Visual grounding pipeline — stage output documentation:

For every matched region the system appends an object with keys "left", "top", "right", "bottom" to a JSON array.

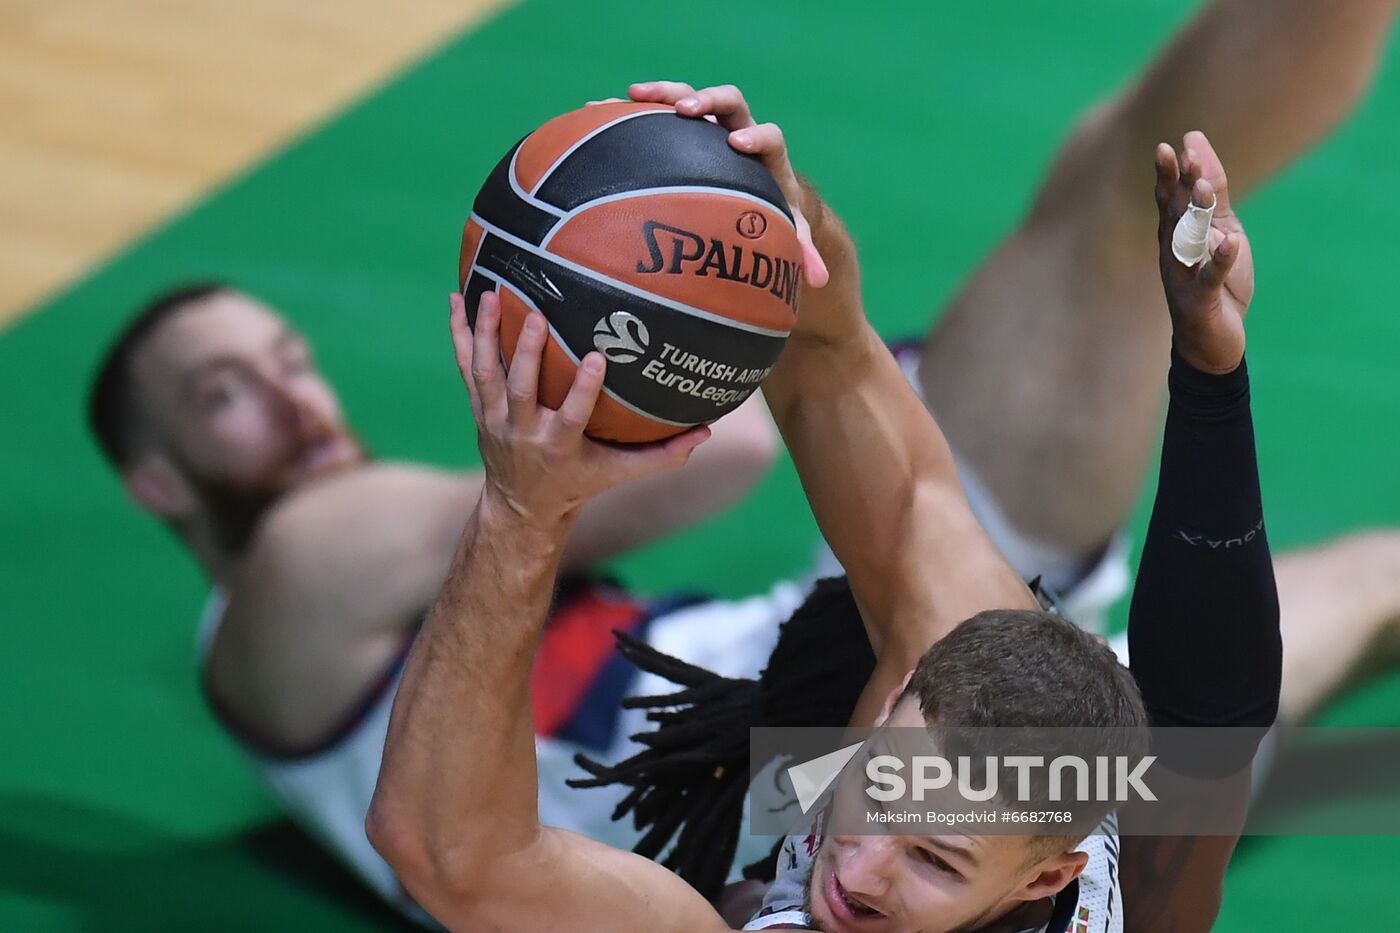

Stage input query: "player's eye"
[
  {"left": 197, "top": 379, "right": 236, "bottom": 411},
  {"left": 195, "top": 369, "right": 253, "bottom": 412},
  {"left": 913, "top": 847, "right": 961, "bottom": 878}
]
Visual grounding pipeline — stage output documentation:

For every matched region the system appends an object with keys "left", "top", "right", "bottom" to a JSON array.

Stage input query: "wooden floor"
[{"left": 0, "top": 0, "right": 511, "bottom": 328}]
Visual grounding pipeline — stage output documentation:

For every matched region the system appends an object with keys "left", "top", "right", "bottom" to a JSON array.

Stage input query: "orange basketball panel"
[
  {"left": 513, "top": 102, "right": 672, "bottom": 195},
  {"left": 545, "top": 192, "right": 801, "bottom": 333},
  {"left": 495, "top": 287, "right": 683, "bottom": 443}
]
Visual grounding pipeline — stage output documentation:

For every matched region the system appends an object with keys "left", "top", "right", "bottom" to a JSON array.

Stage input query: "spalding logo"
[
  {"left": 634, "top": 220, "right": 800, "bottom": 312},
  {"left": 592, "top": 310, "right": 650, "bottom": 364}
]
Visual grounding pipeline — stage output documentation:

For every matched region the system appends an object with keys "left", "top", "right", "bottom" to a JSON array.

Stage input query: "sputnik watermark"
[
  {"left": 752, "top": 726, "right": 1176, "bottom": 836},
  {"left": 786, "top": 745, "right": 1156, "bottom": 814},
  {"left": 752, "top": 725, "right": 1400, "bottom": 837},
  {"left": 864, "top": 754, "right": 1157, "bottom": 804}
]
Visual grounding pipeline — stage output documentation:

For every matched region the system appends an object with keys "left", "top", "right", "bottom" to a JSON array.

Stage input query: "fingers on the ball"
[
  {"left": 557, "top": 352, "right": 606, "bottom": 431},
  {"left": 803, "top": 247, "right": 830, "bottom": 288},
  {"left": 449, "top": 292, "right": 471, "bottom": 365},
  {"left": 737, "top": 122, "right": 800, "bottom": 202},
  {"left": 506, "top": 311, "right": 547, "bottom": 421},
  {"left": 799, "top": 217, "right": 831, "bottom": 288},
  {"left": 730, "top": 121, "right": 783, "bottom": 156},
  {"left": 1199, "top": 233, "right": 1239, "bottom": 290},
  {"left": 732, "top": 123, "right": 815, "bottom": 280},
  {"left": 470, "top": 291, "right": 506, "bottom": 416},
  {"left": 622, "top": 426, "right": 712, "bottom": 478},
  {"left": 666, "top": 424, "right": 712, "bottom": 463},
  {"left": 682, "top": 84, "right": 755, "bottom": 130},
  {"left": 449, "top": 293, "right": 481, "bottom": 415},
  {"left": 629, "top": 80, "right": 695, "bottom": 104}
]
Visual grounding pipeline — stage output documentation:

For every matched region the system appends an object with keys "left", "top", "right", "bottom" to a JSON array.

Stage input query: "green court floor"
[{"left": 3, "top": 0, "right": 1399, "bottom": 928}]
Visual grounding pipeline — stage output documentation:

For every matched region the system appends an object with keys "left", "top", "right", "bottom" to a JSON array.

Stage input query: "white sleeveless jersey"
[
  {"left": 744, "top": 812, "right": 1123, "bottom": 933},
  {"left": 196, "top": 580, "right": 804, "bottom": 923}
]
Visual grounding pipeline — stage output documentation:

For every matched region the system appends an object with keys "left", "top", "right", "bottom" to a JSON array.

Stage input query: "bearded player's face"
[{"left": 133, "top": 291, "right": 363, "bottom": 545}]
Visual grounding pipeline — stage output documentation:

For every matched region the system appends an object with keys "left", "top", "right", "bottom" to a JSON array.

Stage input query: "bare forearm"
[
  {"left": 764, "top": 185, "right": 1032, "bottom": 658},
  {"left": 370, "top": 491, "right": 570, "bottom": 877},
  {"left": 774, "top": 321, "right": 1031, "bottom": 635}
]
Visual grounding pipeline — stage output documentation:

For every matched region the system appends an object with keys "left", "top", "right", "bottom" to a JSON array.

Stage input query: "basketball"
[{"left": 459, "top": 102, "right": 804, "bottom": 443}]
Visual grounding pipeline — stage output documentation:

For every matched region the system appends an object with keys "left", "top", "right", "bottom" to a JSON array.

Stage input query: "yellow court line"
[{"left": 0, "top": 0, "right": 515, "bottom": 329}]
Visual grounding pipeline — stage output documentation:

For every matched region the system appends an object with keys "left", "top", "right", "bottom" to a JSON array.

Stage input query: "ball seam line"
[
  {"left": 477, "top": 268, "right": 691, "bottom": 427},
  {"left": 508, "top": 144, "right": 567, "bottom": 218},
  {"left": 528, "top": 106, "right": 672, "bottom": 198},
  {"left": 468, "top": 212, "right": 793, "bottom": 338},
  {"left": 538, "top": 185, "right": 796, "bottom": 250}
]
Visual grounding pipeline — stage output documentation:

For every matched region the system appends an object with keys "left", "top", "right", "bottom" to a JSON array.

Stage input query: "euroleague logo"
[{"left": 592, "top": 310, "right": 650, "bottom": 364}]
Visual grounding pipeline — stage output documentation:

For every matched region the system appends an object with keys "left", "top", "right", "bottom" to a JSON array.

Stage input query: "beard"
[{"left": 175, "top": 427, "right": 367, "bottom": 556}]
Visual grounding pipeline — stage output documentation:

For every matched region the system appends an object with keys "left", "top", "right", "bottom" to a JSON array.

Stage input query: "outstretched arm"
[
  {"left": 367, "top": 292, "right": 731, "bottom": 931},
  {"left": 628, "top": 82, "right": 1036, "bottom": 726},
  {"left": 243, "top": 388, "right": 776, "bottom": 599},
  {"left": 219, "top": 394, "right": 776, "bottom": 744},
  {"left": 770, "top": 205, "right": 1037, "bottom": 725},
  {"left": 1118, "top": 133, "right": 1282, "bottom": 933}
]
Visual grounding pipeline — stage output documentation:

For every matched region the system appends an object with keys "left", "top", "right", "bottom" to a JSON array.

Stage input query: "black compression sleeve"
[{"left": 1127, "top": 350, "right": 1281, "bottom": 737}]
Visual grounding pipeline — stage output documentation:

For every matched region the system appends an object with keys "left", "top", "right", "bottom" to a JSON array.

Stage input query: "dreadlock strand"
[{"left": 565, "top": 576, "right": 872, "bottom": 900}]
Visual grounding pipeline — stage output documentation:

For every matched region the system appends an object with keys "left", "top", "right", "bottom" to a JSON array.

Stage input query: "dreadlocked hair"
[{"left": 567, "top": 576, "right": 875, "bottom": 902}]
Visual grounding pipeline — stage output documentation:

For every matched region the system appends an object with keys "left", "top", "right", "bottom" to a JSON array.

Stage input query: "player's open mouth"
[{"left": 823, "top": 865, "right": 888, "bottom": 928}]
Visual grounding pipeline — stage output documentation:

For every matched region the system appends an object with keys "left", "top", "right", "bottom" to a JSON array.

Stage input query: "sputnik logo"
[{"left": 786, "top": 742, "right": 865, "bottom": 814}]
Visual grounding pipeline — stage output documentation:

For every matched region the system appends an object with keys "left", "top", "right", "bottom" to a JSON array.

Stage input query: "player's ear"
[
  {"left": 124, "top": 453, "right": 196, "bottom": 520},
  {"left": 873, "top": 671, "right": 915, "bottom": 727},
  {"left": 1014, "top": 848, "right": 1087, "bottom": 904}
]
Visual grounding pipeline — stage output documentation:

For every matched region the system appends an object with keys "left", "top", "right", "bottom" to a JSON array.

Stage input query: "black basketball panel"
[
  {"left": 471, "top": 231, "right": 788, "bottom": 425},
  {"left": 471, "top": 139, "right": 562, "bottom": 245},
  {"left": 462, "top": 271, "right": 496, "bottom": 329},
  {"left": 533, "top": 112, "right": 793, "bottom": 218}
]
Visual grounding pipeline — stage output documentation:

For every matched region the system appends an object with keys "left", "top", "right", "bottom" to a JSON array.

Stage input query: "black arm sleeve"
[{"left": 1127, "top": 350, "right": 1282, "bottom": 742}]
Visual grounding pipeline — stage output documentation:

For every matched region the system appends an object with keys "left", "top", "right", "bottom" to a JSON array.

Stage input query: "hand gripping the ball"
[
  {"left": 450, "top": 290, "right": 710, "bottom": 525},
  {"left": 626, "top": 81, "right": 830, "bottom": 289},
  {"left": 1154, "top": 131, "right": 1255, "bottom": 374}
]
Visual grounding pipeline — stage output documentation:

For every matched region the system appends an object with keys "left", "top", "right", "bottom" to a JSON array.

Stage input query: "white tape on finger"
[{"left": 1171, "top": 193, "right": 1216, "bottom": 267}]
